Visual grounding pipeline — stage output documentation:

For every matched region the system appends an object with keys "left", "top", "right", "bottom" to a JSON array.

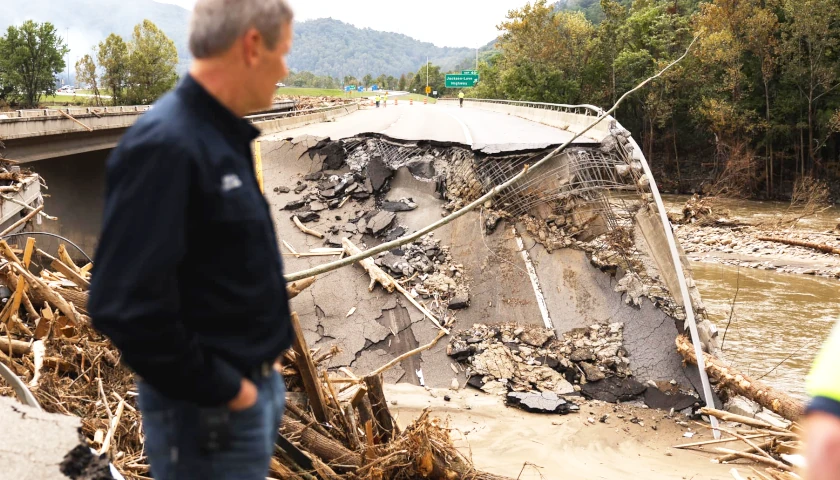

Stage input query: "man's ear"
[{"left": 242, "top": 28, "right": 262, "bottom": 67}]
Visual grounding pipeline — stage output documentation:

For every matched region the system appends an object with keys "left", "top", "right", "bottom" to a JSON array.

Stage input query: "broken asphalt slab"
[{"left": 506, "top": 391, "right": 580, "bottom": 415}]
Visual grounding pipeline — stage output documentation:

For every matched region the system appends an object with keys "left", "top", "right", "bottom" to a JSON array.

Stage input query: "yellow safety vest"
[
  {"left": 807, "top": 322, "right": 840, "bottom": 404},
  {"left": 459, "top": 92, "right": 465, "bottom": 99}
]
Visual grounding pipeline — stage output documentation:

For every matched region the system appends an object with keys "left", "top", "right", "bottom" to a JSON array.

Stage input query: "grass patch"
[{"left": 39, "top": 94, "right": 99, "bottom": 107}]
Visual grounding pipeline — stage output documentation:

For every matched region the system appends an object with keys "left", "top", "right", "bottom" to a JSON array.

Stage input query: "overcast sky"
[{"left": 154, "top": 0, "right": 525, "bottom": 48}]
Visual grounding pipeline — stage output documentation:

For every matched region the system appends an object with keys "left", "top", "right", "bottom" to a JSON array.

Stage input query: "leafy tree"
[
  {"left": 97, "top": 33, "right": 129, "bottom": 105},
  {"left": 375, "top": 74, "right": 387, "bottom": 89},
  {"left": 362, "top": 74, "right": 373, "bottom": 88},
  {"left": 781, "top": 0, "right": 840, "bottom": 172},
  {"left": 0, "top": 20, "right": 68, "bottom": 107},
  {"left": 398, "top": 74, "right": 407, "bottom": 91},
  {"left": 75, "top": 54, "right": 103, "bottom": 106},
  {"left": 125, "top": 20, "right": 179, "bottom": 104},
  {"left": 491, "top": 1, "right": 596, "bottom": 103}
]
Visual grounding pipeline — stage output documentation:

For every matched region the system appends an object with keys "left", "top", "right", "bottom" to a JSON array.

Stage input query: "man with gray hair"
[{"left": 88, "top": 1, "right": 295, "bottom": 478}]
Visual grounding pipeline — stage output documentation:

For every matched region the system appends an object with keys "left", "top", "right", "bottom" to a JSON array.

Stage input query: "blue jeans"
[{"left": 137, "top": 372, "right": 285, "bottom": 480}]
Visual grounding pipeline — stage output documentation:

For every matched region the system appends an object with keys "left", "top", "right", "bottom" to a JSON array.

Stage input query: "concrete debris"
[
  {"left": 367, "top": 210, "right": 396, "bottom": 235},
  {"left": 447, "top": 293, "right": 470, "bottom": 310},
  {"left": 295, "top": 211, "right": 320, "bottom": 223},
  {"left": 381, "top": 199, "right": 418, "bottom": 212},
  {"left": 506, "top": 391, "right": 579, "bottom": 415},
  {"left": 366, "top": 155, "right": 392, "bottom": 192},
  {"left": 580, "top": 377, "right": 647, "bottom": 403},
  {"left": 448, "top": 322, "right": 638, "bottom": 412},
  {"left": 615, "top": 273, "right": 648, "bottom": 307},
  {"left": 274, "top": 186, "right": 291, "bottom": 193},
  {"left": 643, "top": 386, "right": 698, "bottom": 411},
  {"left": 60, "top": 445, "right": 117, "bottom": 480},
  {"left": 283, "top": 198, "right": 306, "bottom": 210}
]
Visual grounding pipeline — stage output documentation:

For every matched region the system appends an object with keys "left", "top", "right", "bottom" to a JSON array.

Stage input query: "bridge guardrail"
[
  {"left": 439, "top": 97, "right": 606, "bottom": 118},
  {"left": 1, "top": 105, "right": 153, "bottom": 120},
  {"left": 444, "top": 96, "right": 718, "bottom": 400},
  {"left": 246, "top": 101, "right": 363, "bottom": 123}
]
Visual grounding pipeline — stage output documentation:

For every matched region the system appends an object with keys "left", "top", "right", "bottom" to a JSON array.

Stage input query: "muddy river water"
[{"left": 660, "top": 196, "right": 840, "bottom": 401}]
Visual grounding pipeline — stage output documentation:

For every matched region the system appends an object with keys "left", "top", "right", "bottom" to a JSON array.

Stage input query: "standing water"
[{"left": 691, "top": 261, "right": 839, "bottom": 401}]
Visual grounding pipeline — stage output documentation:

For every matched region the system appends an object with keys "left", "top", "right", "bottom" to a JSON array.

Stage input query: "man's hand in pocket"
[{"left": 227, "top": 378, "right": 258, "bottom": 411}]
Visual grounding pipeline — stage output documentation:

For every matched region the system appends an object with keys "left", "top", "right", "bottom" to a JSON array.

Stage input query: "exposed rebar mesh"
[{"left": 475, "top": 148, "right": 635, "bottom": 217}]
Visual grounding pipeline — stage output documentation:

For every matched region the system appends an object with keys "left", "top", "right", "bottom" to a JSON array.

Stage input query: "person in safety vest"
[
  {"left": 383, "top": 92, "right": 388, "bottom": 107},
  {"left": 805, "top": 323, "right": 840, "bottom": 479},
  {"left": 459, "top": 90, "right": 465, "bottom": 108},
  {"left": 374, "top": 94, "right": 380, "bottom": 108}
]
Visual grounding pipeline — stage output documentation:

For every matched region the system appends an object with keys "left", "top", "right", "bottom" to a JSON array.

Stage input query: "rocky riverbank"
[{"left": 676, "top": 224, "right": 840, "bottom": 279}]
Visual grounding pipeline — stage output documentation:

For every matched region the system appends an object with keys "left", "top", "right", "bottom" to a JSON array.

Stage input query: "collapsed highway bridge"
[{"left": 260, "top": 98, "right": 720, "bottom": 406}]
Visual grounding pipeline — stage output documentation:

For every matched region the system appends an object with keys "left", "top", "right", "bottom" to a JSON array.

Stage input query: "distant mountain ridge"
[{"left": 1, "top": 0, "right": 489, "bottom": 78}]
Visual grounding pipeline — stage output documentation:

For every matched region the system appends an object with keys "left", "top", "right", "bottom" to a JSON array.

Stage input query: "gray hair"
[{"left": 189, "top": 0, "right": 294, "bottom": 58}]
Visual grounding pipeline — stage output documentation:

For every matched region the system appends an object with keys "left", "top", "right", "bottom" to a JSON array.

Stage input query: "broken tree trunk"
[
  {"left": 341, "top": 238, "right": 396, "bottom": 292},
  {"left": 289, "top": 312, "right": 329, "bottom": 424},
  {"left": 364, "top": 373, "right": 396, "bottom": 443},
  {"left": 0, "top": 337, "right": 31, "bottom": 356},
  {"left": 342, "top": 237, "right": 448, "bottom": 333},
  {"left": 11, "top": 263, "right": 86, "bottom": 326},
  {"left": 280, "top": 416, "right": 362, "bottom": 466},
  {"left": 677, "top": 336, "right": 803, "bottom": 420},
  {"left": 757, "top": 236, "right": 840, "bottom": 255},
  {"left": 54, "top": 288, "right": 88, "bottom": 314},
  {"left": 287, "top": 276, "right": 316, "bottom": 299},
  {"left": 36, "top": 249, "right": 90, "bottom": 290}
]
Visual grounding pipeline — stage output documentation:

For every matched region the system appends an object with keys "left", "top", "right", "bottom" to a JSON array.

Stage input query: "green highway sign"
[
  {"left": 461, "top": 70, "right": 478, "bottom": 75},
  {"left": 445, "top": 74, "right": 479, "bottom": 88}
]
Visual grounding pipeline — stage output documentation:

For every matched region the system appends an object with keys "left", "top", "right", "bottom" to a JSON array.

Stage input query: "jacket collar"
[{"left": 176, "top": 75, "right": 260, "bottom": 143}]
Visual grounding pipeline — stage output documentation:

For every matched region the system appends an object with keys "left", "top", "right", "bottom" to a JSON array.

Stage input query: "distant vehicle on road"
[
  {"left": 57, "top": 85, "right": 76, "bottom": 94},
  {"left": 275, "top": 82, "right": 286, "bottom": 88}
]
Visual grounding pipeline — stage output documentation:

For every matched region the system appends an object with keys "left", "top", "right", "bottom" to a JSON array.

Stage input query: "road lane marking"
[
  {"left": 444, "top": 110, "right": 473, "bottom": 146},
  {"left": 513, "top": 226, "right": 554, "bottom": 331}
]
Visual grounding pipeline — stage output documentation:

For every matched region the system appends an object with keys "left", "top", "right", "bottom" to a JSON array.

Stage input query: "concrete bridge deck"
[{"left": 0, "top": 100, "right": 297, "bottom": 163}]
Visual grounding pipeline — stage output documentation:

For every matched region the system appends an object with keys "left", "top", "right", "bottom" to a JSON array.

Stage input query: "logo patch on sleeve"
[{"left": 221, "top": 174, "right": 243, "bottom": 192}]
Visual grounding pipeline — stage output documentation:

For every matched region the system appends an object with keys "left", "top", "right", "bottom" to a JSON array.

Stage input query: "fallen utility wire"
[{"left": 285, "top": 37, "right": 699, "bottom": 283}]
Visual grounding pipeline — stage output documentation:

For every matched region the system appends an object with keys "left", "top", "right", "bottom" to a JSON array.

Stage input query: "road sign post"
[{"left": 445, "top": 74, "right": 479, "bottom": 88}]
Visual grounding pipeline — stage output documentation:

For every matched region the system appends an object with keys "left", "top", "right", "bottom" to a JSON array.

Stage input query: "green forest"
[{"left": 470, "top": 0, "right": 840, "bottom": 199}]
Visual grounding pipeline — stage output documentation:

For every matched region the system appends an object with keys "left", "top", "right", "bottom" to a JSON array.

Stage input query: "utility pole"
[
  {"left": 66, "top": 28, "right": 70, "bottom": 86},
  {"left": 426, "top": 56, "right": 429, "bottom": 98},
  {"left": 476, "top": 48, "right": 478, "bottom": 71}
]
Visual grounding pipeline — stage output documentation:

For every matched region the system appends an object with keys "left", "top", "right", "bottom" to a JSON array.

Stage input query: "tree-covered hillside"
[
  {"left": 287, "top": 18, "right": 477, "bottom": 78},
  {"left": 0, "top": 1, "right": 485, "bottom": 78}
]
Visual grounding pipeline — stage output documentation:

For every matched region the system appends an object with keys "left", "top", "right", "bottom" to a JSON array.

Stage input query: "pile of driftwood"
[
  {"left": 676, "top": 336, "right": 804, "bottom": 478},
  {"left": 275, "top": 278, "right": 506, "bottom": 479},
  {"left": 0, "top": 238, "right": 503, "bottom": 479},
  {"left": 0, "top": 237, "right": 146, "bottom": 474},
  {"left": 274, "top": 95, "right": 357, "bottom": 111},
  {"left": 676, "top": 408, "right": 803, "bottom": 480}
]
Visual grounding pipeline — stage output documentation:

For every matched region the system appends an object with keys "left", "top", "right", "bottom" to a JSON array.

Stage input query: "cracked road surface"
[
  {"left": 258, "top": 107, "right": 703, "bottom": 391},
  {"left": 262, "top": 102, "right": 598, "bottom": 147}
]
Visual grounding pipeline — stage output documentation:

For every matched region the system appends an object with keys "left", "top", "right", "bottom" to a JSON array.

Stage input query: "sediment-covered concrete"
[{"left": 0, "top": 396, "right": 82, "bottom": 480}]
